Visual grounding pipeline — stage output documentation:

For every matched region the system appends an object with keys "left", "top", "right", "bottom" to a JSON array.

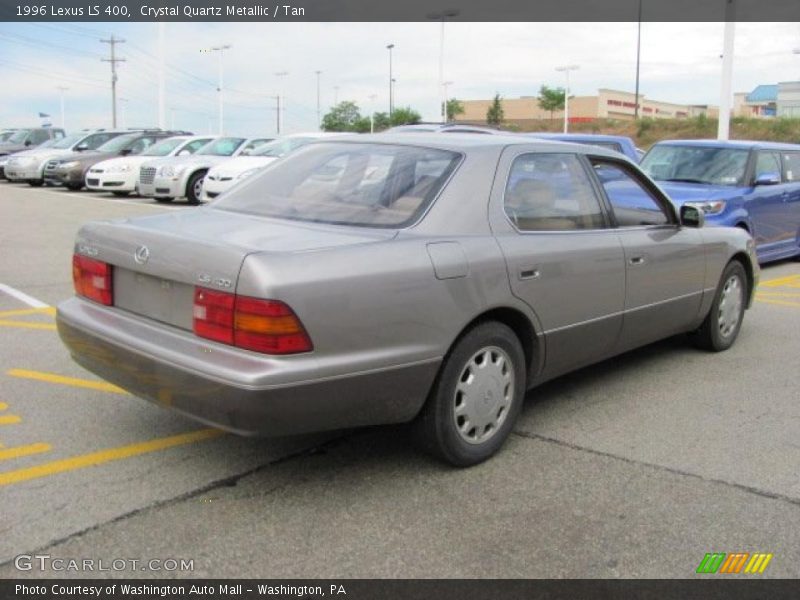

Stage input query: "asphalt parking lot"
[{"left": 0, "top": 182, "right": 799, "bottom": 579}]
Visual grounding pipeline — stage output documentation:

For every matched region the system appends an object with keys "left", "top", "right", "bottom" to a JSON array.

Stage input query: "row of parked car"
[{"left": 2, "top": 124, "right": 799, "bottom": 263}]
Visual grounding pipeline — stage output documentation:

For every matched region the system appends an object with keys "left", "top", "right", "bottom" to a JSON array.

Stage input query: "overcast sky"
[{"left": 1, "top": 21, "right": 799, "bottom": 135}]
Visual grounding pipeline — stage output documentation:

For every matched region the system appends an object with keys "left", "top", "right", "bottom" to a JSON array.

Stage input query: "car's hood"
[
  {"left": 151, "top": 154, "right": 232, "bottom": 170},
  {"left": 208, "top": 156, "right": 278, "bottom": 178},
  {"left": 0, "top": 143, "right": 27, "bottom": 155},
  {"left": 91, "top": 155, "right": 153, "bottom": 171},
  {"left": 655, "top": 181, "right": 747, "bottom": 205},
  {"left": 8, "top": 148, "right": 76, "bottom": 162}
]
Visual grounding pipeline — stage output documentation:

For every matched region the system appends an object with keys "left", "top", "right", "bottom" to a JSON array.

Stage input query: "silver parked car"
[{"left": 57, "top": 134, "right": 759, "bottom": 466}]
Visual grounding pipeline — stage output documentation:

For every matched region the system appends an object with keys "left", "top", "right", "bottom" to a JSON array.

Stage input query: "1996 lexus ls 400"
[{"left": 57, "top": 135, "right": 759, "bottom": 466}]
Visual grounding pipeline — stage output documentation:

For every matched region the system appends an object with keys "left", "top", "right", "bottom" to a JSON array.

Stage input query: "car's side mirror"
[
  {"left": 75, "top": 143, "right": 88, "bottom": 152},
  {"left": 24, "top": 140, "right": 32, "bottom": 146},
  {"left": 680, "top": 205, "right": 705, "bottom": 228},
  {"left": 177, "top": 149, "right": 191, "bottom": 156},
  {"left": 754, "top": 172, "right": 780, "bottom": 186},
  {"left": 119, "top": 148, "right": 132, "bottom": 156}
]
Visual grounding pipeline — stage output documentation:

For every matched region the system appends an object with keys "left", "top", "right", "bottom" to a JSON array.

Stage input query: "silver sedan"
[{"left": 57, "top": 134, "right": 759, "bottom": 466}]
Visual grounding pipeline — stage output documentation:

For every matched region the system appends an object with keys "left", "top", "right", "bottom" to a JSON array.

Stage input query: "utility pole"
[
  {"left": 56, "top": 86, "right": 69, "bottom": 129},
  {"left": 315, "top": 70, "right": 322, "bottom": 129},
  {"left": 101, "top": 35, "right": 126, "bottom": 128},
  {"left": 386, "top": 44, "right": 394, "bottom": 117},
  {"left": 275, "top": 71, "right": 288, "bottom": 134},
  {"left": 273, "top": 96, "right": 281, "bottom": 135},
  {"left": 201, "top": 44, "right": 232, "bottom": 135},
  {"left": 718, "top": 0, "right": 736, "bottom": 140},
  {"left": 368, "top": 94, "right": 377, "bottom": 133}
]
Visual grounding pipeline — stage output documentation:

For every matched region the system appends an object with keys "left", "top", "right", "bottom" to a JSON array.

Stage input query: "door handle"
[
  {"left": 628, "top": 256, "right": 646, "bottom": 266},
  {"left": 519, "top": 267, "right": 541, "bottom": 280}
]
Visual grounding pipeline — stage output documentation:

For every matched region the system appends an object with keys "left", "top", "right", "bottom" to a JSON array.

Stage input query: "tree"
[
  {"left": 389, "top": 106, "right": 422, "bottom": 126},
  {"left": 445, "top": 98, "right": 465, "bottom": 122},
  {"left": 321, "top": 101, "right": 363, "bottom": 132},
  {"left": 486, "top": 93, "right": 504, "bottom": 126},
  {"left": 538, "top": 85, "right": 565, "bottom": 121},
  {"left": 371, "top": 112, "right": 391, "bottom": 132}
]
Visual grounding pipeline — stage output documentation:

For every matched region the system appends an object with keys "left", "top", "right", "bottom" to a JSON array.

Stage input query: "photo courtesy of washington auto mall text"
[{"left": 1, "top": 0, "right": 800, "bottom": 598}]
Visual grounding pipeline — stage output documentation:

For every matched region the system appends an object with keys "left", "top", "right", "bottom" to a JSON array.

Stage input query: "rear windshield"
[
  {"left": 213, "top": 142, "right": 461, "bottom": 228},
  {"left": 96, "top": 133, "right": 141, "bottom": 152},
  {"left": 52, "top": 134, "right": 85, "bottom": 149},
  {"left": 252, "top": 137, "right": 315, "bottom": 158},
  {"left": 197, "top": 137, "right": 246, "bottom": 156}
]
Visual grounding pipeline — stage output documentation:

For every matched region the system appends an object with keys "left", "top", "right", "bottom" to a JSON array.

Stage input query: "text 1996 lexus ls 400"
[{"left": 57, "top": 134, "right": 759, "bottom": 466}]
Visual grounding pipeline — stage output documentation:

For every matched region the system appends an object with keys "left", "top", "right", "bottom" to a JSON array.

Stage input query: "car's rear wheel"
[
  {"left": 112, "top": 191, "right": 130, "bottom": 197},
  {"left": 690, "top": 260, "right": 747, "bottom": 352},
  {"left": 186, "top": 171, "right": 205, "bottom": 205},
  {"left": 28, "top": 180, "right": 43, "bottom": 187},
  {"left": 66, "top": 183, "right": 82, "bottom": 191},
  {"left": 413, "top": 321, "right": 526, "bottom": 467}
]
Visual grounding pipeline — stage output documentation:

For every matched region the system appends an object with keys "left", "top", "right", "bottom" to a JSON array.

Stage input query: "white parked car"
[
  {"left": 138, "top": 136, "right": 273, "bottom": 204},
  {"left": 5, "top": 130, "right": 132, "bottom": 186},
  {"left": 85, "top": 135, "right": 215, "bottom": 196},
  {"left": 201, "top": 133, "right": 345, "bottom": 201}
]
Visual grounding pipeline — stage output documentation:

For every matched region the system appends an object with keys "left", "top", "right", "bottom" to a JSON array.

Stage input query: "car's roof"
[
  {"left": 654, "top": 139, "right": 800, "bottom": 151},
  {"left": 526, "top": 133, "right": 633, "bottom": 143},
  {"left": 324, "top": 132, "right": 628, "bottom": 158}
]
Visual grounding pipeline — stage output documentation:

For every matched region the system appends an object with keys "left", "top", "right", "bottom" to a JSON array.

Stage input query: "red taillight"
[
  {"left": 193, "top": 287, "right": 312, "bottom": 355},
  {"left": 73, "top": 254, "right": 113, "bottom": 306},
  {"left": 193, "top": 288, "right": 235, "bottom": 345}
]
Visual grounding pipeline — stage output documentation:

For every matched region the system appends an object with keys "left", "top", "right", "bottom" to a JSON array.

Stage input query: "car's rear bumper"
[{"left": 56, "top": 297, "right": 439, "bottom": 437}]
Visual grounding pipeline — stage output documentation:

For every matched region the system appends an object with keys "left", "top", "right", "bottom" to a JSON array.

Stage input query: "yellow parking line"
[
  {"left": 756, "top": 298, "right": 800, "bottom": 309},
  {"left": 0, "top": 402, "right": 7, "bottom": 411},
  {"left": 756, "top": 291, "right": 800, "bottom": 298},
  {"left": 0, "top": 415, "right": 22, "bottom": 425},
  {"left": 759, "top": 275, "right": 800, "bottom": 288},
  {"left": 0, "top": 307, "right": 55, "bottom": 319},
  {"left": 0, "top": 442, "right": 51, "bottom": 462},
  {"left": 0, "top": 320, "right": 57, "bottom": 330},
  {"left": 0, "top": 429, "right": 223, "bottom": 486},
  {"left": 6, "top": 369, "right": 128, "bottom": 395}
]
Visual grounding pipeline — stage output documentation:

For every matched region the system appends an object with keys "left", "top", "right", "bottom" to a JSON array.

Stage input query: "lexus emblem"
[{"left": 134, "top": 245, "right": 150, "bottom": 265}]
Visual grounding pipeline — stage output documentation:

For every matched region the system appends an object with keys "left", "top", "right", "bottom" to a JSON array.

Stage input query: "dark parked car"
[
  {"left": 44, "top": 131, "right": 188, "bottom": 190},
  {"left": 524, "top": 133, "right": 641, "bottom": 162},
  {"left": 57, "top": 134, "right": 758, "bottom": 467},
  {"left": 0, "top": 127, "right": 65, "bottom": 156},
  {"left": 640, "top": 139, "right": 800, "bottom": 263}
]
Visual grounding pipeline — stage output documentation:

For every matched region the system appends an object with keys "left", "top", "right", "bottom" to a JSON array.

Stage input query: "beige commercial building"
[{"left": 456, "top": 89, "right": 718, "bottom": 126}]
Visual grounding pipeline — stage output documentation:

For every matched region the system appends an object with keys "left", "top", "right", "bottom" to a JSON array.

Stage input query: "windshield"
[
  {"left": 52, "top": 133, "right": 85, "bottom": 149},
  {"left": 197, "top": 137, "right": 246, "bottom": 156},
  {"left": 6, "top": 130, "right": 31, "bottom": 144},
  {"left": 252, "top": 137, "right": 315, "bottom": 158},
  {"left": 0, "top": 131, "right": 16, "bottom": 142},
  {"left": 142, "top": 137, "right": 185, "bottom": 156},
  {"left": 96, "top": 133, "right": 141, "bottom": 153},
  {"left": 640, "top": 145, "right": 750, "bottom": 186},
  {"left": 214, "top": 142, "right": 461, "bottom": 228}
]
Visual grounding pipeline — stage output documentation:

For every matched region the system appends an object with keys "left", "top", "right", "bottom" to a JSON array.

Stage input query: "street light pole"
[
  {"left": 368, "top": 94, "right": 377, "bottom": 133},
  {"left": 443, "top": 81, "right": 453, "bottom": 121},
  {"left": 386, "top": 43, "right": 394, "bottom": 117},
  {"left": 56, "top": 86, "right": 69, "bottom": 129},
  {"left": 315, "top": 70, "right": 322, "bottom": 129},
  {"left": 119, "top": 98, "right": 128, "bottom": 129},
  {"left": 200, "top": 44, "right": 231, "bottom": 135},
  {"left": 634, "top": 0, "right": 642, "bottom": 120},
  {"left": 555, "top": 64, "right": 579, "bottom": 133},
  {"left": 428, "top": 10, "right": 459, "bottom": 123},
  {"left": 718, "top": 1, "right": 736, "bottom": 140},
  {"left": 275, "top": 71, "right": 288, "bottom": 134}
]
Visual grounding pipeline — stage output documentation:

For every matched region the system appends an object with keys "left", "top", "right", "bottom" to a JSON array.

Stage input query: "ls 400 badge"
[{"left": 197, "top": 274, "right": 232, "bottom": 289}]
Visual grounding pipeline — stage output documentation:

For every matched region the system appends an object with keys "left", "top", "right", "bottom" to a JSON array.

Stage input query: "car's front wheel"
[
  {"left": 186, "top": 171, "right": 206, "bottom": 205},
  {"left": 690, "top": 260, "right": 747, "bottom": 352},
  {"left": 413, "top": 321, "right": 526, "bottom": 467}
]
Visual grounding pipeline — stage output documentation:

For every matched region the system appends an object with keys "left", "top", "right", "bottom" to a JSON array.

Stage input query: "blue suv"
[
  {"left": 524, "top": 133, "right": 641, "bottom": 162},
  {"left": 640, "top": 140, "right": 800, "bottom": 263}
]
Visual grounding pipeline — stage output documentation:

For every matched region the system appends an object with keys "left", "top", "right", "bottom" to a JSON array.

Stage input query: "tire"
[
  {"left": 690, "top": 260, "right": 747, "bottom": 352},
  {"left": 28, "top": 180, "right": 44, "bottom": 187},
  {"left": 186, "top": 171, "right": 206, "bottom": 205},
  {"left": 112, "top": 191, "right": 130, "bottom": 197},
  {"left": 155, "top": 197, "right": 174, "bottom": 203},
  {"left": 413, "top": 321, "right": 526, "bottom": 467},
  {"left": 66, "top": 183, "right": 82, "bottom": 191}
]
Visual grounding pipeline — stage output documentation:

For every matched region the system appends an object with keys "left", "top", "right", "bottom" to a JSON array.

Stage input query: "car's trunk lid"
[{"left": 76, "top": 208, "right": 395, "bottom": 330}]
